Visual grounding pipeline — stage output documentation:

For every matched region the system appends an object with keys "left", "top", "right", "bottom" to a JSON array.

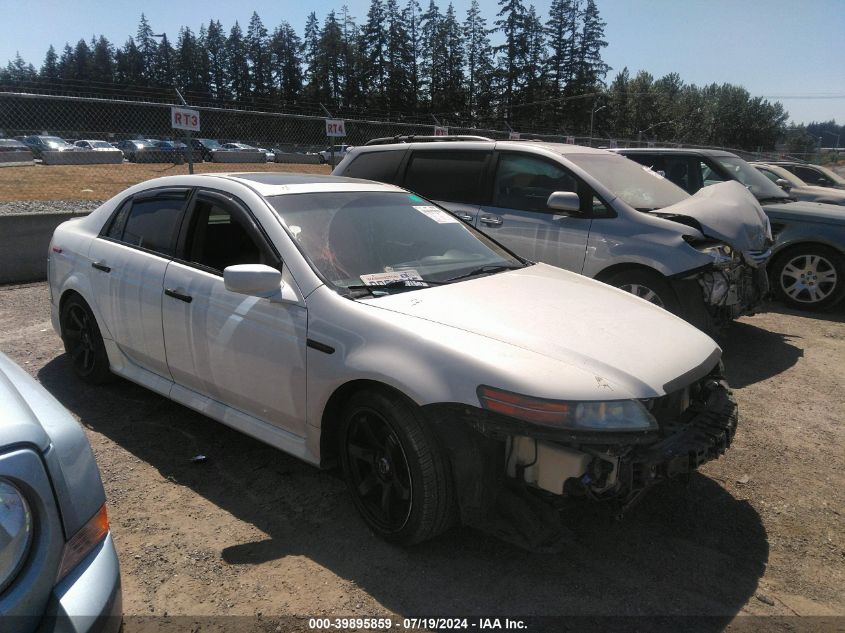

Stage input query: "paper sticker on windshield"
[
  {"left": 360, "top": 270, "right": 428, "bottom": 287},
  {"left": 413, "top": 205, "right": 459, "bottom": 224}
]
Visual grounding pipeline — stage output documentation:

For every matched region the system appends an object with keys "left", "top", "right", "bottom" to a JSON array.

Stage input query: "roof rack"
[{"left": 364, "top": 135, "right": 494, "bottom": 146}]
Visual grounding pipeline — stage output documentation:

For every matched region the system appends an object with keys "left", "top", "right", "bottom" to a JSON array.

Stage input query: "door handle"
[
  {"left": 479, "top": 215, "right": 503, "bottom": 226},
  {"left": 455, "top": 213, "right": 473, "bottom": 222},
  {"left": 164, "top": 288, "right": 193, "bottom": 303},
  {"left": 91, "top": 261, "right": 111, "bottom": 273}
]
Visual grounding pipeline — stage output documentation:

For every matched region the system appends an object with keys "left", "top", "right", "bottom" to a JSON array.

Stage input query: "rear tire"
[
  {"left": 339, "top": 389, "right": 454, "bottom": 545},
  {"left": 604, "top": 268, "right": 681, "bottom": 315},
  {"left": 771, "top": 244, "right": 845, "bottom": 310},
  {"left": 60, "top": 295, "right": 111, "bottom": 384}
]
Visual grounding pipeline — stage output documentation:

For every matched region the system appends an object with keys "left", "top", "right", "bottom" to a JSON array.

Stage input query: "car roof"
[
  {"left": 204, "top": 172, "right": 404, "bottom": 196},
  {"left": 353, "top": 139, "right": 611, "bottom": 157},
  {"left": 616, "top": 147, "right": 738, "bottom": 158}
]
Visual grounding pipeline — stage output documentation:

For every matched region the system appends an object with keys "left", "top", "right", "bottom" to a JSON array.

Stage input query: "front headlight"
[
  {"left": 0, "top": 479, "right": 33, "bottom": 593},
  {"left": 477, "top": 386, "right": 658, "bottom": 431},
  {"left": 685, "top": 237, "right": 737, "bottom": 267}
]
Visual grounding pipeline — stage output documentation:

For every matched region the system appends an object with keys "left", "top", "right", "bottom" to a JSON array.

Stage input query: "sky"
[{"left": 2, "top": 0, "right": 843, "bottom": 125}]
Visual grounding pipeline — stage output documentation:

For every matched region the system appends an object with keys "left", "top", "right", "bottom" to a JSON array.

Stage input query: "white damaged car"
[{"left": 48, "top": 173, "right": 738, "bottom": 544}]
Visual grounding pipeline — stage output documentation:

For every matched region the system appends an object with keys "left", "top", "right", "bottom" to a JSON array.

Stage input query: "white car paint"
[{"left": 48, "top": 173, "right": 723, "bottom": 471}]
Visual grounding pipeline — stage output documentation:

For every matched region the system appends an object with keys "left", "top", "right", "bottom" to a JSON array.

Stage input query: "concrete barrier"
[
  {"left": 0, "top": 210, "right": 91, "bottom": 283},
  {"left": 42, "top": 150, "right": 124, "bottom": 165},
  {"left": 273, "top": 152, "right": 322, "bottom": 165},
  {"left": 0, "top": 150, "right": 35, "bottom": 166},
  {"left": 212, "top": 150, "right": 267, "bottom": 163}
]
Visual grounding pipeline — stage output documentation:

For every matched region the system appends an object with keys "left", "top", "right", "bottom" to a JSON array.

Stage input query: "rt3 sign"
[{"left": 171, "top": 107, "right": 200, "bottom": 132}]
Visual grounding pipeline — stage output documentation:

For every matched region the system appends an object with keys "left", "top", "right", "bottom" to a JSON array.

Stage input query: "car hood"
[
  {"left": 794, "top": 185, "right": 845, "bottom": 203},
  {"left": 656, "top": 181, "right": 771, "bottom": 251},
  {"left": 762, "top": 199, "right": 845, "bottom": 226},
  {"left": 364, "top": 263, "right": 721, "bottom": 399}
]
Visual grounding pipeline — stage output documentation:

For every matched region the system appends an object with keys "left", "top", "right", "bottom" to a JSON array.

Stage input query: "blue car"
[{"left": 0, "top": 353, "right": 121, "bottom": 632}]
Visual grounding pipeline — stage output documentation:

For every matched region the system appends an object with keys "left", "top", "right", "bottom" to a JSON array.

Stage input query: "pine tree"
[
  {"left": 385, "top": 0, "right": 413, "bottom": 113},
  {"left": 494, "top": 0, "right": 527, "bottom": 121},
  {"left": 246, "top": 12, "right": 272, "bottom": 98},
  {"left": 90, "top": 36, "right": 115, "bottom": 84},
  {"left": 303, "top": 11, "right": 321, "bottom": 98},
  {"left": 339, "top": 6, "right": 362, "bottom": 108},
  {"left": 403, "top": 0, "right": 423, "bottom": 109},
  {"left": 41, "top": 45, "right": 59, "bottom": 80},
  {"left": 572, "top": 0, "right": 608, "bottom": 91},
  {"left": 441, "top": 3, "right": 465, "bottom": 115},
  {"left": 72, "top": 39, "right": 92, "bottom": 82},
  {"left": 114, "top": 39, "right": 144, "bottom": 86},
  {"left": 420, "top": 0, "right": 445, "bottom": 108},
  {"left": 270, "top": 22, "right": 304, "bottom": 103},
  {"left": 521, "top": 5, "right": 547, "bottom": 127},
  {"left": 361, "top": 0, "right": 389, "bottom": 108},
  {"left": 57, "top": 44, "right": 76, "bottom": 81},
  {"left": 316, "top": 11, "right": 345, "bottom": 106},
  {"left": 152, "top": 33, "right": 175, "bottom": 87},
  {"left": 545, "top": 0, "right": 576, "bottom": 100},
  {"left": 136, "top": 13, "right": 158, "bottom": 84},
  {"left": 194, "top": 24, "right": 212, "bottom": 98},
  {"left": 206, "top": 20, "right": 230, "bottom": 100},
  {"left": 227, "top": 22, "right": 250, "bottom": 101},
  {"left": 176, "top": 27, "right": 200, "bottom": 93},
  {"left": 5, "top": 53, "right": 36, "bottom": 81},
  {"left": 463, "top": 0, "right": 495, "bottom": 123}
]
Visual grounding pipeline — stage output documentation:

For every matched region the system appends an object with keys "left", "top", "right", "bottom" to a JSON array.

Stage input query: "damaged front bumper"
[{"left": 427, "top": 367, "right": 738, "bottom": 521}]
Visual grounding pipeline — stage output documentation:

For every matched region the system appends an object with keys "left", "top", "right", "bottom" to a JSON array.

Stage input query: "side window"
[
  {"left": 700, "top": 161, "right": 725, "bottom": 187},
  {"left": 342, "top": 151, "right": 401, "bottom": 183},
  {"left": 403, "top": 151, "right": 488, "bottom": 203},
  {"left": 758, "top": 168, "right": 781, "bottom": 184},
  {"left": 663, "top": 156, "right": 691, "bottom": 192},
  {"left": 104, "top": 198, "right": 132, "bottom": 239},
  {"left": 493, "top": 153, "right": 577, "bottom": 212},
  {"left": 184, "top": 196, "right": 271, "bottom": 273},
  {"left": 121, "top": 192, "right": 188, "bottom": 256},
  {"left": 794, "top": 166, "right": 830, "bottom": 186}
]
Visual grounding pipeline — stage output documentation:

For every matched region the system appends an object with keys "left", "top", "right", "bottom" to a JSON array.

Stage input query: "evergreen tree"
[
  {"left": 90, "top": 36, "right": 115, "bottom": 84},
  {"left": 385, "top": 0, "right": 413, "bottom": 113},
  {"left": 545, "top": 0, "right": 577, "bottom": 99},
  {"left": 420, "top": 0, "right": 445, "bottom": 107},
  {"left": 152, "top": 33, "right": 175, "bottom": 87},
  {"left": 5, "top": 53, "right": 36, "bottom": 81},
  {"left": 403, "top": 0, "right": 423, "bottom": 109},
  {"left": 521, "top": 5, "right": 547, "bottom": 127},
  {"left": 114, "top": 38, "right": 144, "bottom": 86},
  {"left": 227, "top": 22, "right": 250, "bottom": 101},
  {"left": 463, "top": 0, "right": 495, "bottom": 122},
  {"left": 494, "top": 0, "right": 527, "bottom": 121},
  {"left": 339, "top": 6, "right": 362, "bottom": 108},
  {"left": 136, "top": 13, "right": 158, "bottom": 84},
  {"left": 194, "top": 24, "right": 212, "bottom": 97},
  {"left": 246, "top": 12, "right": 272, "bottom": 98},
  {"left": 57, "top": 44, "right": 76, "bottom": 81},
  {"left": 270, "top": 21, "right": 303, "bottom": 103},
  {"left": 72, "top": 39, "right": 92, "bottom": 82},
  {"left": 206, "top": 20, "right": 230, "bottom": 100},
  {"left": 41, "top": 45, "right": 59, "bottom": 80},
  {"left": 303, "top": 11, "right": 321, "bottom": 98},
  {"left": 572, "top": 0, "right": 608, "bottom": 91},
  {"left": 176, "top": 27, "right": 202, "bottom": 94},
  {"left": 316, "top": 11, "right": 345, "bottom": 106},
  {"left": 360, "top": 0, "right": 389, "bottom": 108},
  {"left": 441, "top": 3, "right": 465, "bottom": 115}
]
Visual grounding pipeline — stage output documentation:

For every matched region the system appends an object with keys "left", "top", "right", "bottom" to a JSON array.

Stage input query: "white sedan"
[{"left": 48, "top": 173, "right": 737, "bottom": 544}]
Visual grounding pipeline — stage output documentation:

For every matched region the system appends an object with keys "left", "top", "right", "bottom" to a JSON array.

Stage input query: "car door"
[
  {"left": 478, "top": 152, "right": 593, "bottom": 273},
  {"left": 400, "top": 149, "right": 491, "bottom": 225},
  {"left": 161, "top": 189, "right": 308, "bottom": 437},
  {"left": 87, "top": 187, "right": 191, "bottom": 379}
]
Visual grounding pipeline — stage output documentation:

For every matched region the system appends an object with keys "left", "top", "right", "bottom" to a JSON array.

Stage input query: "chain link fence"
[{"left": 0, "top": 90, "right": 839, "bottom": 203}]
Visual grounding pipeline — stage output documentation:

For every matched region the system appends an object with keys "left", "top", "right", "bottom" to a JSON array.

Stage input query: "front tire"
[
  {"left": 60, "top": 295, "right": 111, "bottom": 384},
  {"left": 339, "top": 389, "right": 454, "bottom": 545},
  {"left": 771, "top": 244, "right": 845, "bottom": 310},
  {"left": 604, "top": 268, "right": 681, "bottom": 314}
]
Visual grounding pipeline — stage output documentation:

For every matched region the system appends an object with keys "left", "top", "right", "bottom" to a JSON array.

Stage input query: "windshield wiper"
[
  {"left": 757, "top": 196, "right": 793, "bottom": 204},
  {"left": 344, "top": 278, "right": 451, "bottom": 294},
  {"left": 444, "top": 263, "right": 525, "bottom": 283}
]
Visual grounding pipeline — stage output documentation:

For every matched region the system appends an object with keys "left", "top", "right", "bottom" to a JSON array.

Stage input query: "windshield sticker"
[
  {"left": 641, "top": 165, "right": 666, "bottom": 180},
  {"left": 360, "top": 270, "right": 428, "bottom": 287},
  {"left": 413, "top": 205, "right": 459, "bottom": 223},
  {"left": 408, "top": 194, "right": 424, "bottom": 202}
]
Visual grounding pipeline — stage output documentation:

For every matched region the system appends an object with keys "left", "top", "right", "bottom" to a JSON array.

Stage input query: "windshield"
[
  {"left": 200, "top": 139, "right": 222, "bottom": 148},
  {"left": 566, "top": 153, "right": 689, "bottom": 210},
  {"left": 715, "top": 156, "right": 789, "bottom": 200},
  {"left": 90, "top": 141, "right": 112, "bottom": 148},
  {"left": 42, "top": 136, "right": 71, "bottom": 148},
  {"left": 814, "top": 164, "right": 845, "bottom": 185},
  {"left": 268, "top": 191, "right": 523, "bottom": 293}
]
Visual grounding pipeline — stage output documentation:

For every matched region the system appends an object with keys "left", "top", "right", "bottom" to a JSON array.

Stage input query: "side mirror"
[
  {"left": 546, "top": 191, "right": 581, "bottom": 213},
  {"left": 775, "top": 178, "right": 792, "bottom": 192},
  {"left": 224, "top": 264, "right": 282, "bottom": 298}
]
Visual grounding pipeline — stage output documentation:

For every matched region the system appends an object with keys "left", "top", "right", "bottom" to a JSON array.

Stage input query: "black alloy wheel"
[{"left": 60, "top": 296, "right": 111, "bottom": 383}]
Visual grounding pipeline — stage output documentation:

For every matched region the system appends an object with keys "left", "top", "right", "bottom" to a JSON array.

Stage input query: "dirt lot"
[
  {"left": 0, "top": 162, "right": 332, "bottom": 202},
  {"left": 0, "top": 283, "right": 843, "bottom": 631}
]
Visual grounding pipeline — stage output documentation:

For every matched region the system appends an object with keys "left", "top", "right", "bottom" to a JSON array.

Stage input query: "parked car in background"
[
  {"left": 0, "top": 353, "right": 121, "bottom": 631},
  {"left": 47, "top": 171, "right": 738, "bottom": 544},
  {"left": 115, "top": 139, "right": 156, "bottom": 162},
  {"left": 318, "top": 144, "right": 353, "bottom": 164},
  {"left": 73, "top": 139, "right": 121, "bottom": 152},
  {"left": 190, "top": 138, "right": 226, "bottom": 161},
  {"left": 255, "top": 147, "right": 276, "bottom": 162},
  {"left": 19, "top": 135, "right": 76, "bottom": 159},
  {"left": 752, "top": 162, "right": 845, "bottom": 206},
  {"left": 221, "top": 142, "right": 263, "bottom": 153},
  {"left": 764, "top": 161, "right": 845, "bottom": 191},
  {"left": 334, "top": 138, "right": 772, "bottom": 333},
  {"left": 0, "top": 138, "right": 32, "bottom": 154},
  {"left": 618, "top": 148, "right": 845, "bottom": 310}
]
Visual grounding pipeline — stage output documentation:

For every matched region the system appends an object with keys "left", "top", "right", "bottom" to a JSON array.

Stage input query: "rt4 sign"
[
  {"left": 326, "top": 119, "right": 346, "bottom": 137},
  {"left": 171, "top": 107, "right": 200, "bottom": 132}
]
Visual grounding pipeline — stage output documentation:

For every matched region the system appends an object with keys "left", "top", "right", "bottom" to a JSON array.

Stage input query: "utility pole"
[{"left": 590, "top": 103, "right": 606, "bottom": 147}]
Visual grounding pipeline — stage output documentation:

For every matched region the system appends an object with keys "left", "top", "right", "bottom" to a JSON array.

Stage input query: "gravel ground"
[
  {"left": 0, "top": 283, "right": 843, "bottom": 632},
  {"left": 0, "top": 199, "right": 103, "bottom": 215}
]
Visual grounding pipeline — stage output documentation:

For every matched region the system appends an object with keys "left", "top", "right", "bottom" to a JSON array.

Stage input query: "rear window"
[
  {"left": 342, "top": 151, "right": 401, "bottom": 183},
  {"left": 403, "top": 151, "right": 489, "bottom": 204}
]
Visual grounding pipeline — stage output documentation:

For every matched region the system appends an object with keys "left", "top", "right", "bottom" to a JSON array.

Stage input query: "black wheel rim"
[
  {"left": 345, "top": 407, "right": 413, "bottom": 533},
  {"left": 63, "top": 305, "right": 96, "bottom": 376}
]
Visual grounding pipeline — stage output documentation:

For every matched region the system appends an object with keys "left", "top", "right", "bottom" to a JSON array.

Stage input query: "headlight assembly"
[
  {"left": 0, "top": 478, "right": 33, "bottom": 593},
  {"left": 684, "top": 237, "right": 737, "bottom": 267},
  {"left": 477, "top": 386, "right": 658, "bottom": 432}
]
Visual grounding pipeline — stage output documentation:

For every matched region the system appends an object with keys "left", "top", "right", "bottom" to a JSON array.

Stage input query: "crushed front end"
[
  {"left": 426, "top": 364, "right": 737, "bottom": 522},
  {"left": 694, "top": 245, "right": 771, "bottom": 325}
]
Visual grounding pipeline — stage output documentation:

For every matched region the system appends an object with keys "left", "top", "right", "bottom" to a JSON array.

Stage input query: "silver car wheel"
[
  {"left": 619, "top": 283, "right": 665, "bottom": 309},
  {"left": 780, "top": 254, "right": 838, "bottom": 304}
]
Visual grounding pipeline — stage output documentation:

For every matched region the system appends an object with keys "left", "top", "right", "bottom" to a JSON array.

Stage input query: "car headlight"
[
  {"left": 477, "top": 386, "right": 658, "bottom": 431},
  {"left": 684, "top": 237, "right": 737, "bottom": 266},
  {"left": 0, "top": 479, "right": 33, "bottom": 593}
]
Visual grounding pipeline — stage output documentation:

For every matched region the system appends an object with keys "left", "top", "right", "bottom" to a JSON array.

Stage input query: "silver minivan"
[{"left": 334, "top": 139, "right": 772, "bottom": 332}]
